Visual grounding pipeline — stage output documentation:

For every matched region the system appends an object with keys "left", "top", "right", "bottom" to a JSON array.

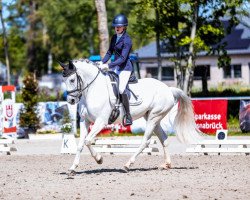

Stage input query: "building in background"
[{"left": 135, "top": 20, "right": 250, "bottom": 89}]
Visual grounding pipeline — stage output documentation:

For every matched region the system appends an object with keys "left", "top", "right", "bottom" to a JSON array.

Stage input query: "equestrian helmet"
[{"left": 112, "top": 14, "right": 128, "bottom": 27}]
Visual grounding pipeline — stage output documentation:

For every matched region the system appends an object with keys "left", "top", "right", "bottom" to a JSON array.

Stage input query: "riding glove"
[
  {"left": 99, "top": 63, "right": 109, "bottom": 71},
  {"left": 96, "top": 61, "right": 103, "bottom": 66}
]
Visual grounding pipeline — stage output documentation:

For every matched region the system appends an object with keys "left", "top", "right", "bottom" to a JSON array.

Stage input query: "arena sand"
[{"left": 0, "top": 154, "right": 249, "bottom": 200}]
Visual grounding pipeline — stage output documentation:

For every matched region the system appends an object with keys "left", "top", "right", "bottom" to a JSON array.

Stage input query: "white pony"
[{"left": 59, "top": 59, "right": 203, "bottom": 174}]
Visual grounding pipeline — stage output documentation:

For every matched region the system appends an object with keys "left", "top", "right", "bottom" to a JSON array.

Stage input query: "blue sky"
[
  {"left": 2, "top": 0, "right": 15, "bottom": 18},
  {"left": 1, "top": 0, "right": 16, "bottom": 29}
]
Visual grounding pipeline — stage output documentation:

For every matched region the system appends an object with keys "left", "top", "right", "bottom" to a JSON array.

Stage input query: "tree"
[
  {"left": 95, "top": 0, "right": 109, "bottom": 58},
  {"left": 1, "top": 0, "right": 137, "bottom": 78},
  {"left": 180, "top": 0, "right": 248, "bottom": 95},
  {"left": 132, "top": 0, "right": 187, "bottom": 82},
  {"left": 0, "top": 0, "right": 10, "bottom": 84},
  {"left": 133, "top": 0, "right": 249, "bottom": 95},
  {"left": 19, "top": 73, "right": 40, "bottom": 137},
  {"left": 182, "top": 1, "right": 198, "bottom": 95},
  {"left": 6, "top": 0, "right": 48, "bottom": 76},
  {"left": 154, "top": 1, "right": 163, "bottom": 81}
]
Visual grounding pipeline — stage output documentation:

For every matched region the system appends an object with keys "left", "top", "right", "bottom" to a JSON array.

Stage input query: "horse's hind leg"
[
  {"left": 124, "top": 118, "right": 157, "bottom": 171},
  {"left": 154, "top": 124, "right": 171, "bottom": 169}
]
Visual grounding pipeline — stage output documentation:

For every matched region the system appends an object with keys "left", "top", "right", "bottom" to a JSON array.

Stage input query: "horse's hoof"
[
  {"left": 124, "top": 162, "right": 131, "bottom": 172},
  {"left": 158, "top": 163, "right": 171, "bottom": 170},
  {"left": 96, "top": 156, "right": 103, "bottom": 165},
  {"left": 68, "top": 170, "right": 76, "bottom": 177},
  {"left": 124, "top": 165, "right": 130, "bottom": 172}
]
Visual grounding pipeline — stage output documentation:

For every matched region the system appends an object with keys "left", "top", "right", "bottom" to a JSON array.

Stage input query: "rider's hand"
[
  {"left": 96, "top": 61, "right": 103, "bottom": 66},
  {"left": 99, "top": 63, "right": 109, "bottom": 71}
]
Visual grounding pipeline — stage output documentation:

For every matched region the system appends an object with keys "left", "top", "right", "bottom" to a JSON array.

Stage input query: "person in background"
[{"left": 99, "top": 14, "right": 133, "bottom": 126}]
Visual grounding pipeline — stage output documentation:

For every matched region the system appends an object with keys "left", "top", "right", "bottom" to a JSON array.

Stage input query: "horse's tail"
[{"left": 170, "top": 87, "right": 204, "bottom": 144}]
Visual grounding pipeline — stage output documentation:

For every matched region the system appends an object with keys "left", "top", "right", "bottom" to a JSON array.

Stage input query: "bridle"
[{"left": 65, "top": 66, "right": 100, "bottom": 99}]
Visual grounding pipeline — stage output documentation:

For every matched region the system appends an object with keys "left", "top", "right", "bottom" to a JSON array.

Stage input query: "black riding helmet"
[{"left": 112, "top": 14, "right": 128, "bottom": 27}]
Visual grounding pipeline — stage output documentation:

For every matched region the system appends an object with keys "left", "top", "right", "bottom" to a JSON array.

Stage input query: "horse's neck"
[
  {"left": 77, "top": 63, "right": 98, "bottom": 82},
  {"left": 77, "top": 63, "right": 111, "bottom": 113},
  {"left": 76, "top": 63, "right": 107, "bottom": 97}
]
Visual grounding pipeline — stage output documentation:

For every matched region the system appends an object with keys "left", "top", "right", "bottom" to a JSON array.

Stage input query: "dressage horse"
[{"left": 59, "top": 59, "right": 203, "bottom": 174}]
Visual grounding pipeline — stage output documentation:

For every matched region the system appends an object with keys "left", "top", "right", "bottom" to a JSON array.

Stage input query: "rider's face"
[{"left": 115, "top": 26, "right": 125, "bottom": 34}]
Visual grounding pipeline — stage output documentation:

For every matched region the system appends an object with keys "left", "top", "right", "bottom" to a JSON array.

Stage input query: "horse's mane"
[
  {"left": 62, "top": 58, "right": 98, "bottom": 77},
  {"left": 72, "top": 58, "right": 98, "bottom": 67}
]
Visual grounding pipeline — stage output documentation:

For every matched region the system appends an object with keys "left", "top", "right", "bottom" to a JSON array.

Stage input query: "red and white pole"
[{"left": 0, "top": 85, "right": 16, "bottom": 137}]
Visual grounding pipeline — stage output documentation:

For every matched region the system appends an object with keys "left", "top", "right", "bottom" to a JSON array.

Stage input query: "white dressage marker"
[
  {"left": 59, "top": 59, "right": 204, "bottom": 174},
  {"left": 61, "top": 134, "right": 77, "bottom": 154}
]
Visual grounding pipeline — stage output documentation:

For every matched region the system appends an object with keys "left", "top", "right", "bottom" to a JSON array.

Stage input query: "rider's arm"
[
  {"left": 108, "top": 36, "right": 132, "bottom": 68},
  {"left": 102, "top": 35, "right": 116, "bottom": 64}
]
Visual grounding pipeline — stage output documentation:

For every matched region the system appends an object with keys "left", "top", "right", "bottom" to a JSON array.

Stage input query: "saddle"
[
  {"left": 107, "top": 71, "right": 138, "bottom": 99},
  {"left": 104, "top": 71, "right": 142, "bottom": 124}
]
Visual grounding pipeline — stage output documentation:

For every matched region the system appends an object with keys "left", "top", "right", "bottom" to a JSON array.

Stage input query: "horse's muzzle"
[
  {"left": 67, "top": 96, "right": 76, "bottom": 105},
  {"left": 70, "top": 99, "right": 75, "bottom": 105}
]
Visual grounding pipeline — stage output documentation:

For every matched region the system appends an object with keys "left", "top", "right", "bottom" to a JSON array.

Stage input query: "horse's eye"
[{"left": 70, "top": 79, "right": 74, "bottom": 83}]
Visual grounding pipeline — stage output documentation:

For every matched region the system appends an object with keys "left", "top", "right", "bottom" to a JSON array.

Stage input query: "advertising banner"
[
  {"left": 90, "top": 104, "right": 178, "bottom": 135},
  {"left": 15, "top": 102, "right": 77, "bottom": 134},
  {"left": 239, "top": 100, "right": 250, "bottom": 132},
  {"left": 192, "top": 99, "right": 228, "bottom": 134},
  {"left": 2, "top": 99, "right": 17, "bottom": 134},
  {"left": 0, "top": 85, "right": 16, "bottom": 136}
]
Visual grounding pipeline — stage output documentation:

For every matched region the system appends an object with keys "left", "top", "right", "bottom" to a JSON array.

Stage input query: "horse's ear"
[
  {"left": 57, "top": 60, "right": 68, "bottom": 70},
  {"left": 68, "top": 60, "right": 76, "bottom": 71}
]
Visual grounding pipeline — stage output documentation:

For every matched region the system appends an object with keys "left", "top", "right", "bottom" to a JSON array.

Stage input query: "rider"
[{"left": 99, "top": 14, "right": 133, "bottom": 126}]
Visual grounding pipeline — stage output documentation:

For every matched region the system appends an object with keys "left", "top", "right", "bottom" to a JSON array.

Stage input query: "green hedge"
[{"left": 191, "top": 89, "right": 250, "bottom": 118}]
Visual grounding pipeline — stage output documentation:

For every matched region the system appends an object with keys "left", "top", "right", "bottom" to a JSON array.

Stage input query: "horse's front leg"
[
  {"left": 69, "top": 119, "right": 90, "bottom": 173},
  {"left": 84, "top": 118, "right": 106, "bottom": 164}
]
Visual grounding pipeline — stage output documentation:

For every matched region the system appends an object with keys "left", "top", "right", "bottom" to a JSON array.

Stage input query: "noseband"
[{"left": 66, "top": 67, "right": 100, "bottom": 99}]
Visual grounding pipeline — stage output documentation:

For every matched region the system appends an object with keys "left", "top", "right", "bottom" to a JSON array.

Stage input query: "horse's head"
[{"left": 59, "top": 60, "right": 82, "bottom": 105}]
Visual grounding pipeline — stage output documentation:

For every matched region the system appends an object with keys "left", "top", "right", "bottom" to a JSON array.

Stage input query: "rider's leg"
[
  {"left": 119, "top": 70, "right": 132, "bottom": 126},
  {"left": 121, "top": 92, "right": 132, "bottom": 126}
]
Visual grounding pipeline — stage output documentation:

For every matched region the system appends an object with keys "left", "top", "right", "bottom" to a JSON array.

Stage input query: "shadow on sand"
[{"left": 60, "top": 166, "right": 198, "bottom": 178}]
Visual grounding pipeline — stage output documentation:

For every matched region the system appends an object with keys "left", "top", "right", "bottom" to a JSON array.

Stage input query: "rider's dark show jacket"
[{"left": 102, "top": 32, "right": 133, "bottom": 72}]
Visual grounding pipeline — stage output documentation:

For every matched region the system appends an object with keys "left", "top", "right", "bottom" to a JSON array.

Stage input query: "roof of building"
[{"left": 135, "top": 19, "right": 250, "bottom": 59}]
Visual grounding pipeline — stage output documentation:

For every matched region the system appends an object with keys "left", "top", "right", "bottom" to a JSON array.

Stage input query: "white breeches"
[{"left": 114, "top": 69, "right": 131, "bottom": 94}]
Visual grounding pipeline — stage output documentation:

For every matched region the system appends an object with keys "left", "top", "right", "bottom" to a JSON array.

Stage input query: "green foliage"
[
  {"left": 39, "top": 0, "right": 97, "bottom": 61},
  {"left": 131, "top": 0, "right": 248, "bottom": 94},
  {"left": 19, "top": 73, "right": 40, "bottom": 130},
  {"left": 1, "top": 0, "right": 249, "bottom": 94},
  {"left": 227, "top": 115, "right": 241, "bottom": 133},
  {"left": 60, "top": 123, "right": 72, "bottom": 134},
  {"left": 37, "top": 88, "right": 63, "bottom": 102},
  {"left": 61, "top": 108, "right": 72, "bottom": 125},
  {"left": 16, "top": 88, "right": 65, "bottom": 103},
  {"left": 191, "top": 88, "right": 250, "bottom": 97},
  {"left": 1, "top": 0, "right": 139, "bottom": 77},
  {"left": 60, "top": 108, "right": 73, "bottom": 134},
  {"left": 36, "top": 129, "right": 57, "bottom": 134}
]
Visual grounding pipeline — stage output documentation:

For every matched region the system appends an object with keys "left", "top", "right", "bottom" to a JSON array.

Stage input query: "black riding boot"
[{"left": 121, "top": 93, "right": 133, "bottom": 126}]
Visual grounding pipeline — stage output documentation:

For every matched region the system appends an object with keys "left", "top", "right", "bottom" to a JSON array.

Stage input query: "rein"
[{"left": 66, "top": 66, "right": 100, "bottom": 97}]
